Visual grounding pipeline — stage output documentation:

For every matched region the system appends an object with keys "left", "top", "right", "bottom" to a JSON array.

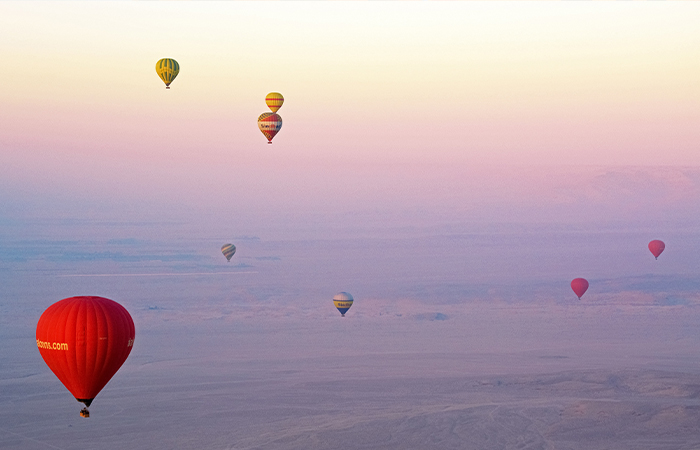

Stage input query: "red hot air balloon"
[
  {"left": 36, "top": 296, "right": 135, "bottom": 417},
  {"left": 570, "top": 278, "right": 589, "bottom": 300},
  {"left": 258, "top": 112, "right": 282, "bottom": 144},
  {"left": 648, "top": 240, "right": 665, "bottom": 260}
]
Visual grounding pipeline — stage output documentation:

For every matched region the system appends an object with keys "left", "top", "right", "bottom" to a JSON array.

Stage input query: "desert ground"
[{"left": 1, "top": 224, "right": 700, "bottom": 449}]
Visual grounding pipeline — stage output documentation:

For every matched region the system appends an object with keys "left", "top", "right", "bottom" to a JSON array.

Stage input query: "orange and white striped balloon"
[{"left": 265, "top": 93, "right": 284, "bottom": 113}]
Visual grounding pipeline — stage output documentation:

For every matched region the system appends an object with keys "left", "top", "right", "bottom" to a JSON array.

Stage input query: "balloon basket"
[
  {"left": 166, "top": 86, "right": 170, "bottom": 90},
  {"left": 80, "top": 408, "right": 90, "bottom": 418}
]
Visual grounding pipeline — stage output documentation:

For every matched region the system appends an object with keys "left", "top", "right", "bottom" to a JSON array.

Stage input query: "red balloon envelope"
[
  {"left": 648, "top": 240, "right": 665, "bottom": 260},
  {"left": 36, "top": 296, "right": 135, "bottom": 410},
  {"left": 570, "top": 278, "right": 589, "bottom": 300}
]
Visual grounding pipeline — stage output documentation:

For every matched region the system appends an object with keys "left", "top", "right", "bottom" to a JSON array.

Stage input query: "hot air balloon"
[
  {"left": 265, "top": 92, "right": 284, "bottom": 113},
  {"left": 648, "top": 240, "right": 665, "bottom": 260},
  {"left": 36, "top": 296, "right": 135, "bottom": 418},
  {"left": 258, "top": 113, "right": 282, "bottom": 144},
  {"left": 221, "top": 243, "right": 236, "bottom": 262},
  {"left": 333, "top": 292, "right": 354, "bottom": 317},
  {"left": 570, "top": 278, "right": 589, "bottom": 300},
  {"left": 155, "top": 58, "right": 179, "bottom": 89}
]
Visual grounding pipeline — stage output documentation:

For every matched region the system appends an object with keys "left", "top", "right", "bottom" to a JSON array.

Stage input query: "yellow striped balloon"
[
  {"left": 221, "top": 243, "right": 236, "bottom": 262},
  {"left": 257, "top": 113, "right": 282, "bottom": 144},
  {"left": 333, "top": 292, "right": 354, "bottom": 317},
  {"left": 155, "top": 58, "right": 180, "bottom": 89},
  {"left": 265, "top": 93, "right": 284, "bottom": 113}
]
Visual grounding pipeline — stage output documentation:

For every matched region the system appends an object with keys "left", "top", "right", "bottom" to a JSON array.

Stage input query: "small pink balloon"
[
  {"left": 571, "top": 278, "right": 589, "bottom": 300},
  {"left": 648, "top": 240, "right": 665, "bottom": 260}
]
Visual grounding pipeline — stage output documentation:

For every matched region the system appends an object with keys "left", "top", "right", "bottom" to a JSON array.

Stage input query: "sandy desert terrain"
[{"left": 1, "top": 226, "right": 700, "bottom": 449}]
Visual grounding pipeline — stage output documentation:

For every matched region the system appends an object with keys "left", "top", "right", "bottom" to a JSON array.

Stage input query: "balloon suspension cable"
[{"left": 341, "top": 314, "right": 345, "bottom": 317}]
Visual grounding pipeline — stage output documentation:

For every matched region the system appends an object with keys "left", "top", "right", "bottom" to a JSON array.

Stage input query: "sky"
[{"left": 1, "top": 2, "right": 700, "bottom": 238}]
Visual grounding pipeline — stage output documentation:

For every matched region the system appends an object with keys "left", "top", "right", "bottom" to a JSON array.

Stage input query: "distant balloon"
[
  {"left": 570, "top": 278, "right": 589, "bottom": 300},
  {"left": 155, "top": 58, "right": 179, "bottom": 89},
  {"left": 221, "top": 243, "right": 236, "bottom": 262},
  {"left": 333, "top": 292, "right": 354, "bottom": 317},
  {"left": 265, "top": 92, "right": 284, "bottom": 113},
  {"left": 258, "top": 112, "right": 282, "bottom": 144},
  {"left": 648, "top": 240, "right": 665, "bottom": 260},
  {"left": 36, "top": 296, "right": 135, "bottom": 417}
]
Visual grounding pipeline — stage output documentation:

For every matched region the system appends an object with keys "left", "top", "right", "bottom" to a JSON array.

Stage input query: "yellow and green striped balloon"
[
  {"left": 333, "top": 292, "right": 354, "bottom": 317},
  {"left": 221, "top": 243, "right": 236, "bottom": 262},
  {"left": 156, "top": 58, "right": 180, "bottom": 89},
  {"left": 265, "top": 92, "right": 284, "bottom": 113}
]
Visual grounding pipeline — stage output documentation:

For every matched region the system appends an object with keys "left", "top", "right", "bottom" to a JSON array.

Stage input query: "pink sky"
[{"left": 1, "top": 2, "right": 699, "bottom": 235}]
